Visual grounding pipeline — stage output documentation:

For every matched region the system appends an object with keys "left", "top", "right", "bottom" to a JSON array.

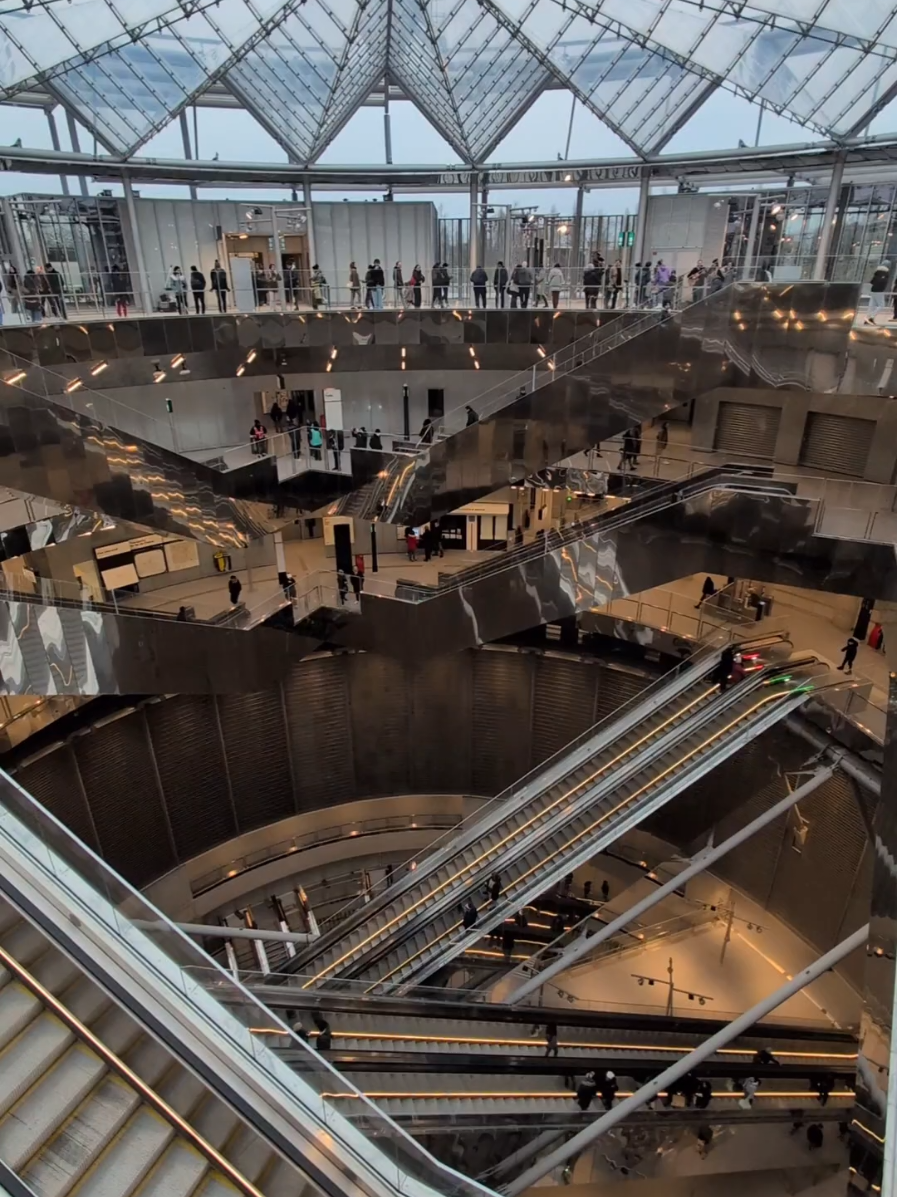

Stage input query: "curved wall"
[{"left": 9, "top": 644, "right": 873, "bottom": 990}]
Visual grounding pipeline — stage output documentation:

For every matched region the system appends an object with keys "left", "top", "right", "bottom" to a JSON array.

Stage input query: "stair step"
[
  {"left": 133, "top": 1139, "right": 209, "bottom": 1197},
  {"left": 67, "top": 1105, "right": 175, "bottom": 1197},
  {"left": 0, "top": 1013, "right": 75, "bottom": 1117}
]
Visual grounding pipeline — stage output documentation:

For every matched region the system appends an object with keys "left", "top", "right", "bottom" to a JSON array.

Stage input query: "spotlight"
[
  {"left": 5, "top": 371, "right": 26, "bottom": 385},
  {"left": 90, "top": 361, "right": 108, "bottom": 376},
  {"left": 65, "top": 378, "right": 83, "bottom": 393}
]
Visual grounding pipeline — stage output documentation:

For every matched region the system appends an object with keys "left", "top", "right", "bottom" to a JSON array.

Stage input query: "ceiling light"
[
  {"left": 246, "top": 349, "right": 256, "bottom": 364},
  {"left": 473, "top": 360, "right": 480, "bottom": 370},
  {"left": 65, "top": 378, "right": 83, "bottom": 393},
  {"left": 90, "top": 362, "right": 108, "bottom": 376},
  {"left": 236, "top": 364, "right": 245, "bottom": 377},
  {"left": 170, "top": 354, "right": 184, "bottom": 369},
  {"left": 6, "top": 371, "right": 26, "bottom": 385},
  {"left": 153, "top": 370, "right": 165, "bottom": 383},
  {"left": 326, "top": 362, "right": 332, "bottom": 372},
  {"left": 330, "top": 347, "right": 338, "bottom": 359}
]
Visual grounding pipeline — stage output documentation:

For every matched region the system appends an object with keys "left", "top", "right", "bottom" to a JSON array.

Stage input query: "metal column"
[
  {"left": 303, "top": 180, "right": 317, "bottom": 270},
  {"left": 505, "top": 923, "right": 869, "bottom": 1195},
  {"left": 65, "top": 111, "right": 89, "bottom": 197},
  {"left": 632, "top": 171, "right": 650, "bottom": 266},
  {"left": 742, "top": 194, "right": 761, "bottom": 280},
  {"left": 505, "top": 767, "right": 834, "bottom": 1005},
  {"left": 122, "top": 176, "right": 152, "bottom": 315},
  {"left": 269, "top": 205, "right": 287, "bottom": 309},
  {"left": 813, "top": 151, "right": 846, "bottom": 279},
  {"left": 1, "top": 198, "right": 27, "bottom": 275},
  {"left": 570, "top": 184, "right": 585, "bottom": 273},
  {"left": 383, "top": 93, "right": 393, "bottom": 164},
  {"left": 179, "top": 110, "right": 198, "bottom": 201},
  {"left": 469, "top": 175, "right": 479, "bottom": 273},
  {"left": 45, "top": 110, "right": 69, "bottom": 197}
]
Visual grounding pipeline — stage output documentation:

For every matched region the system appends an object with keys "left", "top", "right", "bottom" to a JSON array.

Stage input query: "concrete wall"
[
  {"left": 644, "top": 194, "right": 728, "bottom": 274},
  {"left": 120, "top": 197, "right": 436, "bottom": 302},
  {"left": 67, "top": 369, "right": 519, "bottom": 454},
  {"left": 692, "top": 387, "right": 897, "bottom": 482}
]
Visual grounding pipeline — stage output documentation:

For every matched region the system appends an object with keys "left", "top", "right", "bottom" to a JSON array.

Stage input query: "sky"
[{"left": 2, "top": 83, "right": 895, "bottom": 218}]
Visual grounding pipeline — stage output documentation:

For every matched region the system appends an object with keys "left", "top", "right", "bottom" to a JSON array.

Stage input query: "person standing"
[
  {"left": 350, "top": 570, "right": 362, "bottom": 602},
  {"left": 418, "top": 417, "right": 435, "bottom": 444},
  {"left": 43, "top": 263, "right": 66, "bottom": 319},
  {"left": 599, "top": 1071, "right": 618, "bottom": 1111},
  {"left": 866, "top": 261, "right": 890, "bottom": 324},
  {"left": 546, "top": 262, "right": 564, "bottom": 309},
  {"left": 471, "top": 265, "right": 487, "bottom": 308},
  {"left": 269, "top": 400, "right": 284, "bottom": 433},
  {"left": 36, "top": 266, "right": 50, "bottom": 317},
  {"left": 285, "top": 261, "right": 300, "bottom": 309},
  {"left": 210, "top": 259, "right": 229, "bottom": 312},
  {"left": 337, "top": 570, "right": 348, "bottom": 605},
  {"left": 190, "top": 265, "right": 206, "bottom": 314},
  {"left": 516, "top": 262, "right": 532, "bottom": 308},
  {"left": 354, "top": 553, "right": 365, "bottom": 591},
  {"left": 168, "top": 265, "right": 188, "bottom": 314},
  {"left": 311, "top": 264, "right": 327, "bottom": 309},
  {"left": 253, "top": 263, "right": 267, "bottom": 308},
  {"left": 266, "top": 263, "right": 282, "bottom": 307},
  {"left": 838, "top": 637, "right": 859, "bottom": 674},
  {"left": 606, "top": 259, "right": 623, "bottom": 309},
  {"left": 465, "top": 405, "right": 479, "bottom": 426},
  {"left": 533, "top": 265, "right": 549, "bottom": 307},
  {"left": 352, "top": 426, "right": 368, "bottom": 448},
  {"left": 369, "top": 429, "right": 383, "bottom": 450},
  {"left": 696, "top": 575, "right": 716, "bottom": 608},
  {"left": 575, "top": 1072, "right": 597, "bottom": 1111},
  {"left": 393, "top": 261, "right": 404, "bottom": 306},
  {"left": 410, "top": 264, "right": 424, "bottom": 308},
  {"left": 309, "top": 421, "right": 323, "bottom": 461},
  {"left": 21, "top": 269, "right": 43, "bottom": 323},
  {"left": 405, "top": 529, "right": 418, "bottom": 561},
  {"left": 110, "top": 261, "right": 131, "bottom": 316},
  {"left": 544, "top": 1023, "right": 559, "bottom": 1058},
  {"left": 657, "top": 419, "right": 669, "bottom": 453},
  {"left": 493, "top": 260, "right": 508, "bottom": 308},
  {"left": 371, "top": 258, "right": 385, "bottom": 309},
  {"left": 349, "top": 261, "right": 361, "bottom": 308},
  {"left": 4, "top": 264, "right": 21, "bottom": 318},
  {"left": 228, "top": 574, "right": 242, "bottom": 606}
]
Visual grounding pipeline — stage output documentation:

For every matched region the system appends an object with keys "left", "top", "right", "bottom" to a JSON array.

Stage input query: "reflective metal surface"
[
  {"left": 0, "top": 393, "right": 349, "bottom": 546},
  {"left": 365, "top": 281, "right": 861, "bottom": 526},
  {"left": 0, "top": 595, "right": 319, "bottom": 695},
  {"left": 0, "top": 310, "right": 628, "bottom": 391}
]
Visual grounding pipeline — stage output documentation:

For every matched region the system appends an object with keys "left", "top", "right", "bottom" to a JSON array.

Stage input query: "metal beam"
[
  {"left": 161, "top": 921, "right": 316, "bottom": 945},
  {"left": 504, "top": 765, "right": 835, "bottom": 1006},
  {"left": 179, "top": 110, "right": 198, "bottom": 201},
  {"left": 504, "top": 922, "right": 869, "bottom": 1195},
  {"left": 45, "top": 109, "right": 68, "bottom": 196},
  {"left": 813, "top": 149, "right": 846, "bottom": 279},
  {"left": 64, "top": 109, "right": 88, "bottom": 197},
  {"left": 122, "top": 175, "right": 151, "bottom": 315}
]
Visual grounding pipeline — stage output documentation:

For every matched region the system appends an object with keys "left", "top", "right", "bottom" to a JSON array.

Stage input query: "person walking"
[
  {"left": 405, "top": 529, "right": 418, "bottom": 561},
  {"left": 284, "top": 261, "right": 300, "bottom": 309},
  {"left": 350, "top": 570, "right": 362, "bottom": 602},
  {"left": 4, "top": 264, "right": 21, "bottom": 318},
  {"left": 838, "top": 636, "right": 859, "bottom": 674},
  {"left": 393, "top": 261, "right": 404, "bottom": 306},
  {"left": 575, "top": 1072, "right": 597, "bottom": 1111},
  {"left": 489, "top": 873, "right": 501, "bottom": 902},
  {"left": 189, "top": 265, "right": 206, "bottom": 314},
  {"left": 364, "top": 264, "right": 375, "bottom": 309},
  {"left": 533, "top": 265, "right": 549, "bottom": 307},
  {"left": 465, "top": 405, "right": 479, "bottom": 426},
  {"left": 253, "top": 263, "right": 267, "bottom": 308},
  {"left": 43, "top": 263, "right": 66, "bottom": 319},
  {"left": 462, "top": 899, "right": 478, "bottom": 928},
  {"left": 544, "top": 1023, "right": 559, "bottom": 1058},
  {"left": 352, "top": 426, "right": 368, "bottom": 448},
  {"left": 269, "top": 400, "right": 284, "bottom": 433},
  {"left": 867, "top": 261, "right": 890, "bottom": 324},
  {"left": 354, "top": 553, "right": 365, "bottom": 591},
  {"left": 583, "top": 261, "right": 601, "bottom": 309},
  {"left": 328, "top": 428, "right": 343, "bottom": 471},
  {"left": 657, "top": 419, "right": 669, "bottom": 453},
  {"left": 501, "top": 923, "right": 516, "bottom": 959},
  {"left": 410, "top": 264, "right": 424, "bottom": 308},
  {"left": 600, "top": 879, "right": 609, "bottom": 902},
  {"left": 493, "top": 261, "right": 508, "bottom": 308},
  {"left": 606, "top": 259, "right": 623, "bottom": 309},
  {"left": 471, "top": 264, "right": 487, "bottom": 308},
  {"left": 370, "top": 258, "right": 385, "bottom": 309},
  {"left": 228, "top": 574, "right": 242, "bottom": 606},
  {"left": 337, "top": 569, "right": 348, "bottom": 605},
  {"left": 696, "top": 575, "right": 716, "bottom": 608},
  {"left": 716, "top": 644, "right": 735, "bottom": 692},
  {"left": 547, "top": 263, "right": 564, "bottom": 309},
  {"left": 210, "top": 260, "right": 229, "bottom": 312},
  {"left": 309, "top": 421, "right": 323, "bottom": 461},
  {"left": 168, "top": 265, "right": 188, "bottom": 313},
  {"left": 696, "top": 1124, "right": 714, "bottom": 1158},
  {"left": 349, "top": 261, "right": 361, "bottom": 308},
  {"left": 311, "top": 264, "right": 327, "bottom": 309},
  {"left": 418, "top": 417, "right": 435, "bottom": 444}
]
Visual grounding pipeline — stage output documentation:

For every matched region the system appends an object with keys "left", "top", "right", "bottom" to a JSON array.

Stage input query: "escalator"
[
  {"left": 0, "top": 769, "right": 493, "bottom": 1197},
  {"left": 288, "top": 637, "right": 832, "bottom": 993}
]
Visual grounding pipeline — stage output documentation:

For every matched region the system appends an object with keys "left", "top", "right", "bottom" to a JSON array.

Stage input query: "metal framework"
[{"left": 2, "top": 0, "right": 897, "bottom": 166}]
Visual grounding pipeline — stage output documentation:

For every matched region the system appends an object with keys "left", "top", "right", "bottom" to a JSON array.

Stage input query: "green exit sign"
[{"left": 617, "top": 230, "right": 636, "bottom": 248}]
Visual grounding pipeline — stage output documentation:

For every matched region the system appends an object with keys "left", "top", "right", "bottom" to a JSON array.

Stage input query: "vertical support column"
[
  {"left": 570, "top": 184, "right": 584, "bottom": 282},
  {"left": 179, "top": 111, "right": 198, "bottom": 202},
  {"left": 122, "top": 176, "right": 152, "bottom": 316},
  {"left": 813, "top": 150, "right": 846, "bottom": 280},
  {"left": 269, "top": 205, "right": 286, "bottom": 309},
  {"left": 479, "top": 177, "right": 488, "bottom": 266},
  {"left": 633, "top": 170, "right": 650, "bottom": 269},
  {"left": 469, "top": 174, "right": 479, "bottom": 275},
  {"left": 65, "top": 111, "right": 89, "bottom": 197},
  {"left": 383, "top": 92, "right": 393, "bottom": 164},
  {"left": 742, "top": 195, "right": 761, "bottom": 280},
  {"left": 303, "top": 180, "right": 317, "bottom": 274},
  {"left": 1, "top": 198, "right": 27, "bottom": 276},
  {"left": 45, "top": 110, "right": 69, "bottom": 197}
]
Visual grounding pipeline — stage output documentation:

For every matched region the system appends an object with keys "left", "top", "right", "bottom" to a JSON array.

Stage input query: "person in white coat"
[{"left": 546, "top": 263, "right": 565, "bottom": 309}]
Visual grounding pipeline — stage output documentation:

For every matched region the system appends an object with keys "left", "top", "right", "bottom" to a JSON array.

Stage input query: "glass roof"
[{"left": 3, "top": 0, "right": 897, "bottom": 160}]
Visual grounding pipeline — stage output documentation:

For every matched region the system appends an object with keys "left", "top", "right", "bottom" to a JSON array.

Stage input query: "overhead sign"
[{"left": 437, "top": 165, "right": 642, "bottom": 186}]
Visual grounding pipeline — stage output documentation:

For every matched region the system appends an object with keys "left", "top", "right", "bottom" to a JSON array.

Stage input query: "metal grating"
[
  {"left": 283, "top": 657, "right": 355, "bottom": 811},
  {"left": 714, "top": 401, "right": 781, "bottom": 458},
  {"left": 347, "top": 653, "right": 411, "bottom": 797},
  {"left": 14, "top": 744, "right": 99, "bottom": 855},
  {"left": 530, "top": 656, "right": 599, "bottom": 768},
  {"left": 409, "top": 654, "right": 473, "bottom": 794},
  {"left": 73, "top": 713, "right": 175, "bottom": 887},
  {"left": 145, "top": 695, "right": 236, "bottom": 861},
  {"left": 799, "top": 412, "right": 876, "bottom": 476},
  {"left": 471, "top": 651, "right": 533, "bottom": 795},
  {"left": 216, "top": 691, "right": 294, "bottom": 832}
]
